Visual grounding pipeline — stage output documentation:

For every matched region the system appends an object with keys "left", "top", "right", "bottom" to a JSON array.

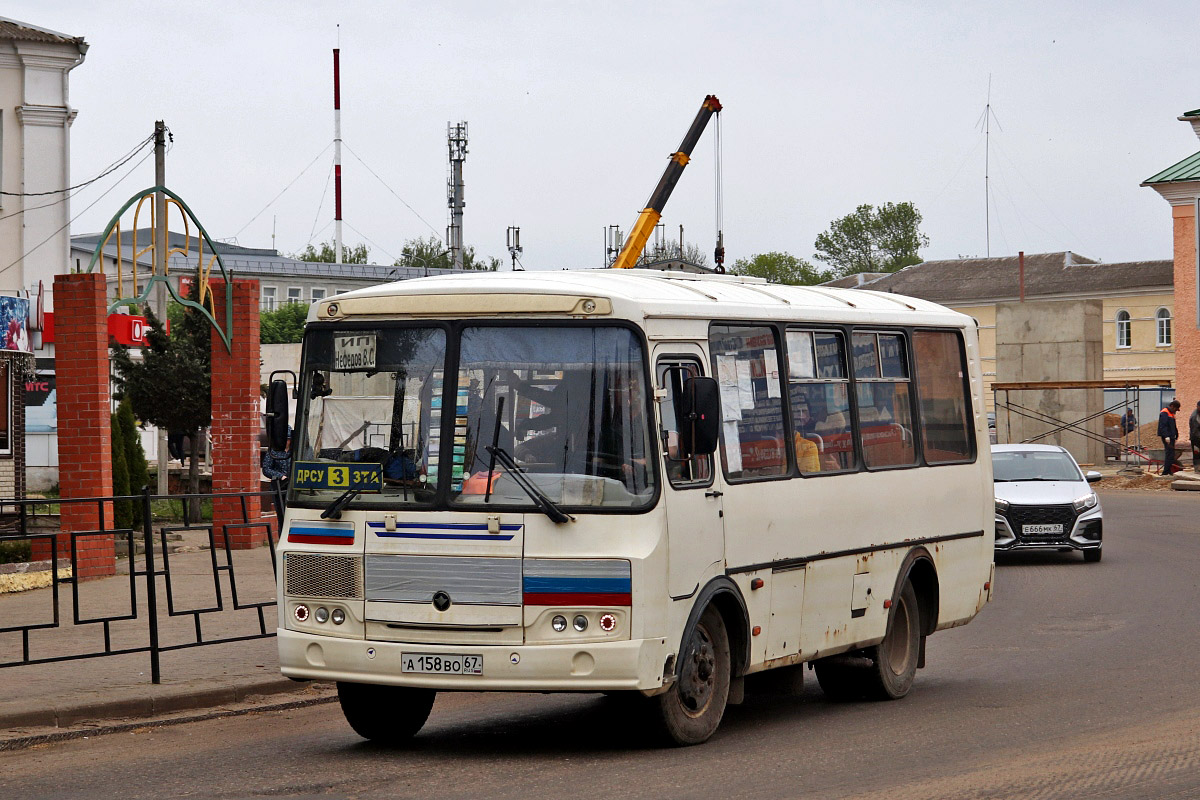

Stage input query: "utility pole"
[
  {"left": 154, "top": 120, "right": 169, "bottom": 494},
  {"left": 333, "top": 46, "right": 343, "bottom": 265}
]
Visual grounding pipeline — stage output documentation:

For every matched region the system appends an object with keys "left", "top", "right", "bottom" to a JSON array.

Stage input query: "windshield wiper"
[
  {"left": 485, "top": 445, "right": 574, "bottom": 525},
  {"left": 321, "top": 489, "right": 360, "bottom": 520}
]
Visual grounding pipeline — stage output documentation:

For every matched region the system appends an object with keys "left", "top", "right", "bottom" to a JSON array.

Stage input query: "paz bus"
[{"left": 271, "top": 269, "right": 994, "bottom": 746}]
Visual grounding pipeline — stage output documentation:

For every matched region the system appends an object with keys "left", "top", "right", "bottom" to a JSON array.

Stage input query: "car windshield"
[
  {"left": 992, "top": 450, "right": 1083, "bottom": 482},
  {"left": 289, "top": 324, "right": 655, "bottom": 511},
  {"left": 450, "top": 325, "right": 655, "bottom": 510}
]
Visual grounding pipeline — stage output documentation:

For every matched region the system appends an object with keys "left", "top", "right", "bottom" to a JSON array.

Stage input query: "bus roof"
[{"left": 307, "top": 269, "right": 971, "bottom": 328}]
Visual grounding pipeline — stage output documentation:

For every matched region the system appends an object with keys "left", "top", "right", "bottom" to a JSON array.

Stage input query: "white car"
[{"left": 992, "top": 444, "right": 1104, "bottom": 563}]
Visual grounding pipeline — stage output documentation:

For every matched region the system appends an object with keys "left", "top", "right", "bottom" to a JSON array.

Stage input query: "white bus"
[{"left": 273, "top": 269, "right": 994, "bottom": 746}]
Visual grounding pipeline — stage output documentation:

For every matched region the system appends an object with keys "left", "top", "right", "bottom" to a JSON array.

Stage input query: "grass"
[
  {"left": 0, "top": 539, "right": 31, "bottom": 564},
  {"left": 150, "top": 497, "right": 214, "bottom": 523}
]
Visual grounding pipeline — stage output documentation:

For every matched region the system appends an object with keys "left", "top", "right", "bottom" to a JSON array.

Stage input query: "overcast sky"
[{"left": 11, "top": 1, "right": 1200, "bottom": 270}]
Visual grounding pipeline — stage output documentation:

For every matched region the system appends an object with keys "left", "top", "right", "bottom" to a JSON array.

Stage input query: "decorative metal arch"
[{"left": 85, "top": 186, "right": 234, "bottom": 352}]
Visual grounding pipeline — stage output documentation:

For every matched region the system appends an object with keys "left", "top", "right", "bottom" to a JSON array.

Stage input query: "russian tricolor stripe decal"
[
  {"left": 287, "top": 520, "right": 355, "bottom": 545},
  {"left": 367, "top": 521, "right": 520, "bottom": 541},
  {"left": 522, "top": 559, "right": 632, "bottom": 606}
]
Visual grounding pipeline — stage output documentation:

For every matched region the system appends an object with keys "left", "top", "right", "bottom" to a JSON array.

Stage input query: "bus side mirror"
[
  {"left": 265, "top": 379, "right": 290, "bottom": 451},
  {"left": 679, "top": 376, "right": 720, "bottom": 457}
]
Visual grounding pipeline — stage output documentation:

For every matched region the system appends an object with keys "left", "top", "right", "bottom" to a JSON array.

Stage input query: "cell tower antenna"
[
  {"left": 977, "top": 75, "right": 1003, "bottom": 258},
  {"left": 447, "top": 121, "right": 468, "bottom": 270},
  {"left": 507, "top": 226, "right": 524, "bottom": 271}
]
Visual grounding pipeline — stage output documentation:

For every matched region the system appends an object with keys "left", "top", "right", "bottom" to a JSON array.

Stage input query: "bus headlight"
[
  {"left": 573, "top": 615, "right": 588, "bottom": 632},
  {"left": 314, "top": 607, "right": 329, "bottom": 624},
  {"left": 294, "top": 604, "right": 310, "bottom": 622},
  {"left": 331, "top": 608, "right": 346, "bottom": 625},
  {"left": 551, "top": 615, "right": 568, "bottom": 632}
]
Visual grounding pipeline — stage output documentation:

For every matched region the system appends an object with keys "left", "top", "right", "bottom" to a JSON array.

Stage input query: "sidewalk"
[{"left": 0, "top": 532, "right": 323, "bottom": 738}]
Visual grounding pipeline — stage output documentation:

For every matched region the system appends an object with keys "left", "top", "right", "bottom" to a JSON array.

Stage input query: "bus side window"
[
  {"left": 657, "top": 360, "right": 713, "bottom": 487},
  {"left": 852, "top": 331, "right": 917, "bottom": 469}
]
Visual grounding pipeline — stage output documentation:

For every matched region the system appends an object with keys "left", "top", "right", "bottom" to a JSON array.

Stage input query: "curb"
[
  {"left": 0, "top": 692, "right": 338, "bottom": 752},
  {"left": 0, "top": 678, "right": 323, "bottom": 731}
]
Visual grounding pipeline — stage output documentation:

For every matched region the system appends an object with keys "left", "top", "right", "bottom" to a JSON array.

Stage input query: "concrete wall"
[{"left": 995, "top": 299, "right": 1105, "bottom": 465}]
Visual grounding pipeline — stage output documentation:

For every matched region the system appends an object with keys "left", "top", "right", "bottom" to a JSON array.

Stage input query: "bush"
[
  {"left": 117, "top": 399, "right": 149, "bottom": 525},
  {"left": 111, "top": 413, "right": 133, "bottom": 530},
  {"left": 0, "top": 539, "right": 31, "bottom": 564}
]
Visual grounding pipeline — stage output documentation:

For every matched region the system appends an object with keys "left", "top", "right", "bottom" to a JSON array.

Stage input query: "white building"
[
  {"left": 0, "top": 18, "right": 86, "bottom": 494},
  {"left": 0, "top": 17, "right": 86, "bottom": 304}
]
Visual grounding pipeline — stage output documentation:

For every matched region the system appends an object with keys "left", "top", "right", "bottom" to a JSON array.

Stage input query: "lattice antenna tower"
[{"left": 446, "top": 121, "right": 468, "bottom": 270}]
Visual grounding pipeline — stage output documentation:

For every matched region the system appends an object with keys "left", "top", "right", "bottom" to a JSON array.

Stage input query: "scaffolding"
[{"left": 992, "top": 378, "right": 1173, "bottom": 474}]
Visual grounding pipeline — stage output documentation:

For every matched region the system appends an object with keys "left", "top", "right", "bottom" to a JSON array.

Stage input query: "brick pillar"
[
  {"left": 1173, "top": 204, "right": 1200, "bottom": 408},
  {"left": 210, "top": 279, "right": 266, "bottom": 549},
  {"left": 38, "top": 273, "right": 115, "bottom": 578}
]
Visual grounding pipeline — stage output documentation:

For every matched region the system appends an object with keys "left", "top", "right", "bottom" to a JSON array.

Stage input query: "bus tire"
[
  {"left": 863, "top": 579, "right": 920, "bottom": 700},
  {"left": 337, "top": 681, "right": 436, "bottom": 743},
  {"left": 651, "top": 605, "right": 730, "bottom": 746}
]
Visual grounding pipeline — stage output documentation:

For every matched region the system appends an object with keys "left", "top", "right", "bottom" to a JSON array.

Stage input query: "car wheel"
[
  {"left": 337, "top": 681, "right": 436, "bottom": 743},
  {"left": 1084, "top": 548, "right": 1103, "bottom": 563}
]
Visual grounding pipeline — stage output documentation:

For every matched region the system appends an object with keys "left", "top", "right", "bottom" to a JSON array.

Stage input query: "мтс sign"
[{"left": 333, "top": 332, "right": 377, "bottom": 371}]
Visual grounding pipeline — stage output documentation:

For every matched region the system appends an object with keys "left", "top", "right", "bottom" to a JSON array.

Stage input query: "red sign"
[{"left": 107, "top": 314, "right": 151, "bottom": 346}]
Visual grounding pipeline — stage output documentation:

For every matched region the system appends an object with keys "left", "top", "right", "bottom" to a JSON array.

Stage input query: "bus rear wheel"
[
  {"left": 651, "top": 606, "right": 731, "bottom": 746},
  {"left": 337, "top": 681, "right": 436, "bottom": 744},
  {"left": 863, "top": 579, "right": 920, "bottom": 700},
  {"left": 815, "top": 579, "right": 920, "bottom": 702}
]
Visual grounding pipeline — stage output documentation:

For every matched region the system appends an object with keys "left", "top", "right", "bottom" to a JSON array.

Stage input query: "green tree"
[
  {"left": 110, "top": 412, "right": 132, "bottom": 530},
  {"left": 393, "top": 235, "right": 499, "bottom": 272},
  {"left": 260, "top": 302, "right": 310, "bottom": 344},
  {"left": 111, "top": 302, "right": 212, "bottom": 521},
  {"left": 117, "top": 399, "right": 149, "bottom": 526},
  {"left": 813, "top": 201, "right": 929, "bottom": 277},
  {"left": 642, "top": 240, "right": 709, "bottom": 266},
  {"left": 731, "top": 251, "right": 831, "bottom": 285},
  {"left": 293, "top": 239, "right": 371, "bottom": 264}
]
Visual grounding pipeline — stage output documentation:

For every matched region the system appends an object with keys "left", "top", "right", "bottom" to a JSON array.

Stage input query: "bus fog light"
[
  {"left": 294, "top": 604, "right": 310, "bottom": 622},
  {"left": 599, "top": 613, "right": 617, "bottom": 633},
  {"left": 314, "top": 607, "right": 329, "bottom": 624},
  {"left": 551, "top": 615, "right": 567, "bottom": 632},
  {"left": 573, "top": 614, "right": 588, "bottom": 632},
  {"left": 331, "top": 608, "right": 346, "bottom": 625}
]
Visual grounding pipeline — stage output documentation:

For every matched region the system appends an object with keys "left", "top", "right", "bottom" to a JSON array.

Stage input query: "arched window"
[
  {"left": 1157, "top": 308, "right": 1172, "bottom": 346},
  {"left": 1116, "top": 310, "right": 1131, "bottom": 349}
]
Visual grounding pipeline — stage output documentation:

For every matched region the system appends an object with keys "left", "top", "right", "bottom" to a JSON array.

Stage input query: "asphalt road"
[{"left": 4, "top": 491, "right": 1199, "bottom": 800}]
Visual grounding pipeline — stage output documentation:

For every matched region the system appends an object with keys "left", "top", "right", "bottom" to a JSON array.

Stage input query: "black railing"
[{"left": 0, "top": 483, "right": 285, "bottom": 683}]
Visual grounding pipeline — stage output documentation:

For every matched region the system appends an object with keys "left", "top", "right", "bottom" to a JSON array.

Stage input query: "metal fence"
[{"left": 0, "top": 485, "right": 284, "bottom": 683}]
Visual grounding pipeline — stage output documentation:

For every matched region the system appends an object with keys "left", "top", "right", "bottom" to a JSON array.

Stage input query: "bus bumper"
[{"left": 278, "top": 629, "right": 668, "bottom": 692}]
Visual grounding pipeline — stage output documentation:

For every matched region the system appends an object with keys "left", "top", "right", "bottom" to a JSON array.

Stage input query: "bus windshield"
[{"left": 290, "top": 324, "right": 655, "bottom": 511}]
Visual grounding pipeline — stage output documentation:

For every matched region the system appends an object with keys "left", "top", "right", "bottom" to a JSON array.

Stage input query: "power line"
[
  {"left": 0, "top": 146, "right": 155, "bottom": 280},
  {"left": 307, "top": 158, "right": 335, "bottom": 246},
  {"left": 233, "top": 142, "right": 333, "bottom": 238},
  {"left": 0, "top": 132, "right": 154, "bottom": 197},
  {"left": 342, "top": 219, "right": 397, "bottom": 264},
  {"left": 342, "top": 141, "right": 443, "bottom": 241}
]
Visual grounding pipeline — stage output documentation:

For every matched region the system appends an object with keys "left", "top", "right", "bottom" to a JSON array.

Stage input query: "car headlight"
[
  {"left": 1073, "top": 492, "right": 1098, "bottom": 512},
  {"left": 995, "top": 498, "right": 1010, "bottom": 514}
]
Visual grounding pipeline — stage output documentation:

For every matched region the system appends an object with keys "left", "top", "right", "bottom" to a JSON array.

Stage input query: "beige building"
[{"left": 851, "top": 252, "right": 1174, "bottom": 410}]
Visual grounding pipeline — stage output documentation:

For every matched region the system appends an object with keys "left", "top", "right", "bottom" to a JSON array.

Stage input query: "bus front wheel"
[
  {"left": 651, "top": 605, "right": 731, "bottom": 746},
  {"left": 337, "top": 681, "right": 436, "bottom": 743}
]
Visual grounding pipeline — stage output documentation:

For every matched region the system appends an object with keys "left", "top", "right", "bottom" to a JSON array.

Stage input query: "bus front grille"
[{"left": 284, "top": 553, "right": 363, "bottom": 599}]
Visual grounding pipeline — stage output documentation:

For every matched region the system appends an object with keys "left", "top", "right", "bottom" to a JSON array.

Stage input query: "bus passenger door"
[{"left": 655, "top": 350, "right": 725, "bottom": 599}]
